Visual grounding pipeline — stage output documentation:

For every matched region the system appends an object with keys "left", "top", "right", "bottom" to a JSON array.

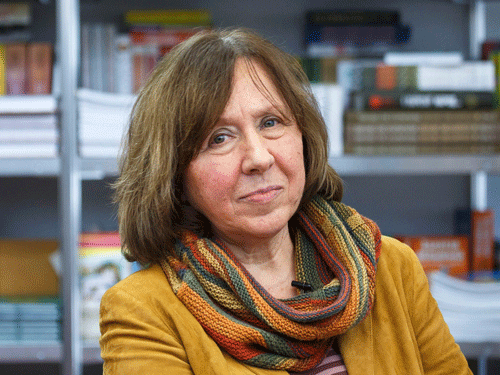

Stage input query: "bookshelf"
[{"left": 0, "top": 1, "right": 499, "bottom": 375}]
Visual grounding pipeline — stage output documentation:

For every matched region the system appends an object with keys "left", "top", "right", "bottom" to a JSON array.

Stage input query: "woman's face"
[{"left": 184, "top": 58, "right": 306, "bottom": 246}]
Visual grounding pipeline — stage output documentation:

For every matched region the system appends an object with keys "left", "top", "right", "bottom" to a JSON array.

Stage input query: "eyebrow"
[{"left": 217, "top": 103, "right": 291, "bottom": 125}]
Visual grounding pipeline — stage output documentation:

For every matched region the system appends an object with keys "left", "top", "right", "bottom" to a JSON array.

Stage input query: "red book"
[
  {"left": 5, "top": 43, "right": 27, "bottom": 95},
  {"left": 26, "top": 42, "right": 53, "bottom": 95}
]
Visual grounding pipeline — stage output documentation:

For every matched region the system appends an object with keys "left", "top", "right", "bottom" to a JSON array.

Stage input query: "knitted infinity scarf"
[{"left": 161, "top": 195, "right": 381, "bottom": 372}]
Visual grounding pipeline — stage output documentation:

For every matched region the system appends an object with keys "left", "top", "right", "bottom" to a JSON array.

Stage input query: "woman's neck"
[{"left": 215, "top": 226, "right": 298, "bottom": 299}]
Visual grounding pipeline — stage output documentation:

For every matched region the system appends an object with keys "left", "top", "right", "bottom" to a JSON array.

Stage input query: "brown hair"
[{"left": 113, "top": 28, "right": 343, "bottom": 264}]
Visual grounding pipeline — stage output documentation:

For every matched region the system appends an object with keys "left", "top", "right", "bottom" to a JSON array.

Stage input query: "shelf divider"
[{"left": 57, "top": 0, "right": 82, "bottom": 374}]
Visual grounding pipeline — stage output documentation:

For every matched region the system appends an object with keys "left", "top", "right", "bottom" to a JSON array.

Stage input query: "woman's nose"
[{"left": 241, "top": 133, "right": 275, "bottom": 174}]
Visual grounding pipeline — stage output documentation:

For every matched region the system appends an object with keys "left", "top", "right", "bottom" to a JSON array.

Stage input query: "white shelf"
[
  {"left": 0, "top": 342, "right": 102, "bottom": 364},
  {"left": 0, "top": 155, "right": 498, "bottom": 180},
  {"left": 76, "top": 155, "right": 500, "bottom": 180},
  {"left": 0, "top": 158, "right": 60, "bottom": 177},
  {"left": 330, "top": 155, "right": 500, "bottom": 176}
]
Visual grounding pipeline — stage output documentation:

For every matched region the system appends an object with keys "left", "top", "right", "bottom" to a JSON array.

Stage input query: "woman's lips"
[{"left": 240, "top": 186, "right": 283, "bottom": 202}]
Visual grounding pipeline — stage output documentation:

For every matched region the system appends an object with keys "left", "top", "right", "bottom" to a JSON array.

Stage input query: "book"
[
  {"left": 383, "top": 51, "right": 463, "bottom": 66},
  {"left": 123, "top": 9, "right": 212, "bottom": 27},
  {"left": 454, "top": 209, "right": 496, "bottom": 272},
  {"left": 310, "top": 83, "right": 344, "bottom": 156},
  {"left": 0, "top": 94, "right": 57, "bottom": 114},
  {"left": 305, "top": 24, "right": 411, "bottom": 47},
  {"left": 305, "top": 10, "right": 400, "bottom": 26},
  {"left": 79, "top": 232, "right": 132, "bottom": 340},
  {"left": 0, "top": 3, "right": 31, "bottom": 27},
  {"left": 351, "top": 91, "right": 495, "bottom": 111},
  {"left": 114, "top": 34, "right": 134, "bottom": 94},
  {"left": 418, "top": 62, "right": 496, "bottom": 92},
  {"left": 26, "top": 42, "right": 53, "bottom": 95},
  {"left": 5, "top": 43, "right": 26, "bottom": 95},
  {"left": 0, "top": 44, "right": 6, "bottom": 95},
  {"left": 396, "top": 235, "right": 469, "bottom": 276}
]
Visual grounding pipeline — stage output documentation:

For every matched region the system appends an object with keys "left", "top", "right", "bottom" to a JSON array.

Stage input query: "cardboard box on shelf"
[{"left": 0, "top": 239, "right": 59, "bottom": 296}]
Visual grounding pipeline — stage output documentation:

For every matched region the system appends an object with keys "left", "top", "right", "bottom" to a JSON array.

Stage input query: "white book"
[
  {"left": 310, "top": 83, "right": 344, "bottom": 157},
  {"left": 0, "top": 114, "right": 57, "bottom": 129},
  {"left": 384, "top": 51, "right": 463, "bottom": 66},
  {"left": 417, "top": 62, "right": 496, "bottom": 92},
  {"left": 0, "top": 128, "right": 58, "bottom": 142},
  {"left": 114, "top": 34, "right": 133, "bottom": 94},
  {"left": 0, "top": 95, "right": 58, "bottom": 114},
  {"left": 0, "top": 143, "right": 57, "bottom": 158}
]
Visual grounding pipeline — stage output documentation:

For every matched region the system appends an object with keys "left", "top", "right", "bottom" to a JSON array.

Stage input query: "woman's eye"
[
  {"left": 211, "top": 134, "right": 227, "bottom": 145},
  {"left": 262, "top": 118, "right": 277, "bottom": 128}
]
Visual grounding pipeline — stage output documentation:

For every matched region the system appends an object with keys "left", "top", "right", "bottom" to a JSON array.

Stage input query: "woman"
[{"left": 100, "top": 28, "right": 472, "bottom": 374}]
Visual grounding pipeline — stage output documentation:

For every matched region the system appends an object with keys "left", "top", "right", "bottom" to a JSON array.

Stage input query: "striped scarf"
[{"left": 161, "top": 195, "right": 381, "bottom": 372}]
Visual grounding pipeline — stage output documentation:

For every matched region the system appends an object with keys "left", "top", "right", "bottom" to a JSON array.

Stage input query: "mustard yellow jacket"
[{"left": 100, "top": 236, "right": 472, "bottom": 374}]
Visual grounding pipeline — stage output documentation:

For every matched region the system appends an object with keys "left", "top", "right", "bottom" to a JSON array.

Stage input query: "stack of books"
[
  {"left": 0, "top": 95, "right": 58, "bottom": 158},
  {"left": 77, "top": 89, "right": 135, "bottom": 158},
  {"left": 342, "top": 51, "right": 499, "bottom": 155},
  {"left": 0, "top": 297, "right": 61, "bottom": 344},
  {"left": 430, "top": 271, "right": 500, "bottom": 342}
]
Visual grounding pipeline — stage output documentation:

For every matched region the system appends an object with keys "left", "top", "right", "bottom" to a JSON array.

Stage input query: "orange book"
[
  {"left": 471, "top": 210, "right": 495, "bottom": 271},
  {"left": 396, "top": 235, "right": 470, "bottom": 275},
  {"left": 5, "top": 43, "right": 27, "bottom": 95},
  {"left": 375, "top": 64, "right": 397, "bottom": 90},
  {"left": 26, "top": 42, "right": 53, "bottom": 95}
]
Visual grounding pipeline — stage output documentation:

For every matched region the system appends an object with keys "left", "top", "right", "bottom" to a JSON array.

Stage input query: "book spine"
[
  {"left": 103, "top": 24, "right": 117, "bottom": 93},
  {"left": 26, "top": 42, "right": 53, "bottom": 95},
  {"left": 124, "top": 9, "right": 211, "bottom": 27},
  {"left": 351, "top": 91, "right": 495, "bottom": 111},
  {"left": 471, "top": 210, "right": 495, "bottom": 272},
  {"left": 5, "top": 43, "right": 26, "bottom": 95},
  {"left": 0, "top": 45, "right": 5, "bottom": 95},
  {"left": 300, "top": 57, "right": 339, "bottom": 83},
  {"left": 305, "top": 24, "right": 411, "bottom": 46},
  {"left": 305, "top": 10, "right": 400, "bottom": 26},
  {"left": 81, "top": 23, "right": 91, "bottom": 89},
  {"left": 114, "top": 34, "right": 133, "bottom": 94}
]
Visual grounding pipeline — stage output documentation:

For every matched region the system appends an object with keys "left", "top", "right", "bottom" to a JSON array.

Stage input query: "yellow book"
[
  {"left": 124, "top": 9, "right": 211, "bottom": 26},
  {"left": 0, "top": 44, "right": 5, "bottom": 95}
]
